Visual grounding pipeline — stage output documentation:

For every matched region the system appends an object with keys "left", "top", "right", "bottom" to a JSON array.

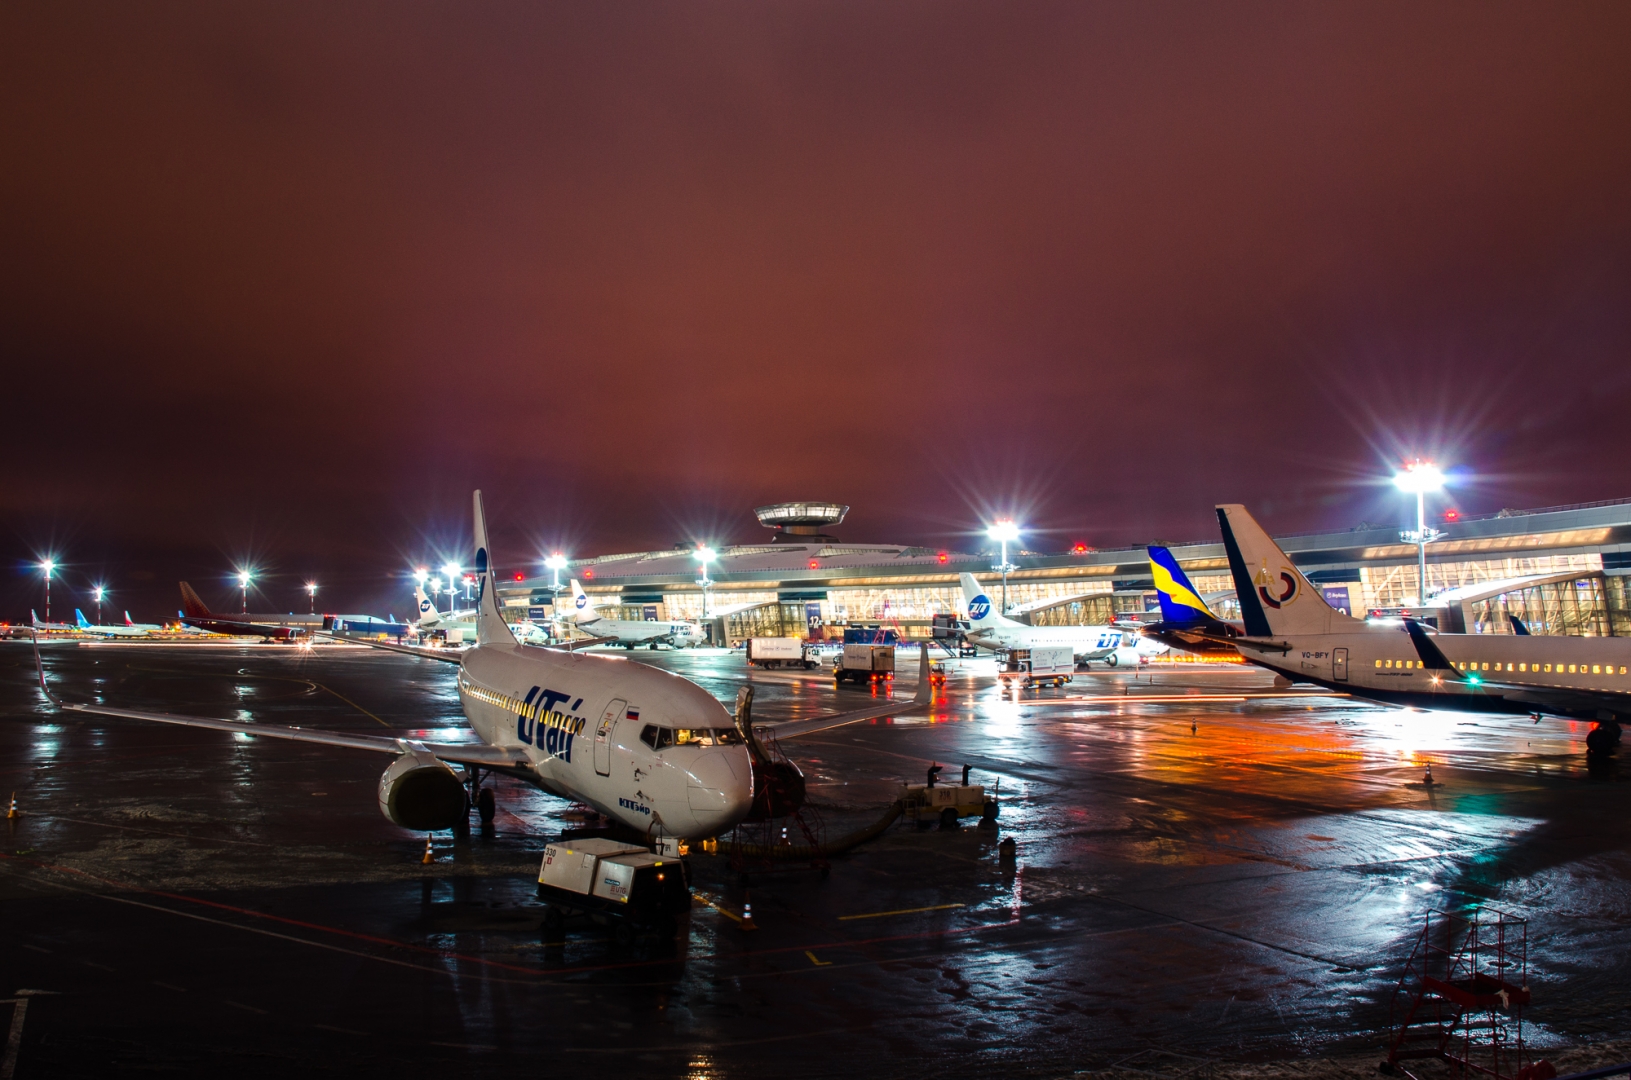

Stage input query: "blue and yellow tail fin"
[{"left": 1148, "top": 546, "right": 1214, "bottom": 625}]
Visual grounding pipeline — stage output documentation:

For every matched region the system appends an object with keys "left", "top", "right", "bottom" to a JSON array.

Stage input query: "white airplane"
[
  {"left": 74, "top": 609, "right": 152, "bottom": 638},
  {"left": 33, "top": 492, "right": 934, "bottom": 846},
  {"left": 1213, "top": 503, "right": 1631, "bottom": 755},
  {"left": 30, "top": 610, "right": 72, "bottom": 632},
  {"left": 124, "top": 611, "right": 166, "bottom": 633},
  {"left": 956, "top": 574, "right": 1121, "bottom": 663},
  {"left": 414, "top": 585, "right": 549, "bottom": 647},
  {"left": 568, "top": 580, "right": 707, "bottom": 649}
]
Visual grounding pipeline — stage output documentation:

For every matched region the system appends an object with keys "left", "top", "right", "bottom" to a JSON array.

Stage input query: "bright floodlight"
[
  {"left": 413, "top": 567, "right": 428, "bottom": 585},
  {"left": 442, "top": 561, "right": 460, "bottom": 576},
  {"left": 544, "top": 555, "right": 567, "bottom": 571},
  {"left": 694, "top": 547, "right": 716, "bottom": 564},
  {"left": 93, "top": 587, "right": 105, "bottom": 601},
  {"left": 1393, "top": 462, "right": 1446, "bottom": 494},
  {"left": 39, "top": 560, "right": 55, "bottom": 576},
  {"left": 237, "top": 570, "right": 252, "bottom": 587},
  {"left": 987, "top": 520, "right": 1021, "bottom": 543},
  {"left": 305, "top": 582, "right": 317, "bottom": 595}
]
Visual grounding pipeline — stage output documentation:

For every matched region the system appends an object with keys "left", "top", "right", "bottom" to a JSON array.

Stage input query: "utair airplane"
[
  {"left": 32, "top": 492, "right": 935, "bottom": 847},
  {"left": 414, "top": 585, "right": 552, "bottom": 647},
  {"left": 1212, "top": 503, "right": 1631, "bottom": 755},
  {"left": 74, "top": 609, "right": 151, "bottom": 638},
  {"left": 568, "top": 580, "right": 707, "bottom": 649},
  {"left": 956, "top": 573, "right": 1122, "bottom": 665}
]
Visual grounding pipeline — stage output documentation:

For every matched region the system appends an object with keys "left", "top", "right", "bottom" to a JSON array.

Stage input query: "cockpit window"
[{"left": 641, "top": 725, "right": 742, "bottom": 750}]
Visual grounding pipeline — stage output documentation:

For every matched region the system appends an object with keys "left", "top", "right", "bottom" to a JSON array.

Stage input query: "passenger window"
[
  {"left": 1519, "top": 663, "right": 1526, "bottom": 672},
  {"left": 1374, "top": 659, "right": 1382, "bottom": 668},
  {"left": 1592, "top": 665, "right": 1602, "bottom": 675},
  {"left": 1568, "top": 664, "right": 1577, "bottom": 674},
  {"left": 1482, "top": 662, "right": 1490, "bottom": 671}
]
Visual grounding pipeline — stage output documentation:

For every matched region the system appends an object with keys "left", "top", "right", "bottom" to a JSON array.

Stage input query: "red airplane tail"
[{"left": 178, "top": 582, "right": 212, "bottom": 618}]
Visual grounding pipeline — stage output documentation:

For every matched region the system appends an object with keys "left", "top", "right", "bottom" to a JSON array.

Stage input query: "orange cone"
[
  {"left": 6, "top": 793, "right": 16, "bottom": 820},
  {"left": 421, "top": 836, "right": 435, "bottom": 864},
  {"left": 741, "top": 890, "right": 758, "bottom": 932}
]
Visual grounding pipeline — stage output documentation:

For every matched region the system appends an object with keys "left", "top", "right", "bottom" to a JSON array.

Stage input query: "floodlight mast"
[
  {"left": 545, "top": 554, "right": 567, "bottom": 592},
  {"left": 987, "top": 520, "right": 1021, "bottom": 614},
  {"left": 1394, "top": 462, "right": 1446, "bottom": 606},
  {"left": 93, "top": 585, "right": 105, "bottom": 625},
  {"left": 305, "top": 581, "right": 318, "bottom": 614},
  {"left": 237, "top": 570, "right": 252, "bottom": 613},
  {"left": 694, "top": 547, "right": 716, "bottom": 622},
  {"left": 39, "top": 560, "right": 55, "bottom": 623}
]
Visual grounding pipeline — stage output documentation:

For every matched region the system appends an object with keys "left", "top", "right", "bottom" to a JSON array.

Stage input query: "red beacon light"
[
  {"left": 808, "top": 559, "right": 820, "bottom": 570},
  {"left": 583, "top": 569, "right": 594, "bottom": 579},
  {"left": 936, "top": 552, "right": 948, "bottom": 564},
  {"left": 1444, "top": 509, "right": 1461, "bottom": 522},
  {"left": 1072, "top": 543, "right": 1089, "bottom": 554},
  {"left": 514, "top": 572, "right": 524, "bottom": 581}
]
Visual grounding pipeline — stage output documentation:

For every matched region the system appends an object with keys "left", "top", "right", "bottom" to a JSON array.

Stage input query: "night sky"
[{"left": 4, "top": 3, "right": 1630, "bottom": 619}]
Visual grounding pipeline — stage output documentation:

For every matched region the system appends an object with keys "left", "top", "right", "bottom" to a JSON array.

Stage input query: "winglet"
[
  {"left": 31, "top": 630, "right": 62, "bottom": 706},
  {"left": 471, "top": 490, "right": 518, "bottom": 647},
  {"left": 912, "top": 643, "right": 933, "bottom": 705},
  {"left": 1403, "top": 618, "right": 1464, "bottom": 679}
]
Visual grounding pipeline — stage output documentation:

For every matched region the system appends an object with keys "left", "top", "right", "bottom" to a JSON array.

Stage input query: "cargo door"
[
  {"left": 594, "top": 699, "right": 626, "bottom": 776},
  {"left": 1333, "top": 648, "right": 1349, "bottom": 682}
]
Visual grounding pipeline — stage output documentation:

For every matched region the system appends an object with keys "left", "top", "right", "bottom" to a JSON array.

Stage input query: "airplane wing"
[
  {"left": 763, "top": 644, "right": 937, "bottom": 740},
  {"left": 320, "top": 632, "right": 618, "bottom": 661},
  {"left": 29, "top": 633, "right": 527, "bottom": 769}
]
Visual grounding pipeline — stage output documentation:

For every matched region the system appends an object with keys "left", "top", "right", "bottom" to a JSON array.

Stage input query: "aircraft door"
[
  {"left": 1333, "top": 648, "right": 1348, "bottom": 681},
  {"left": 594, "top": 699, "right": 626, "bottom": 776}
]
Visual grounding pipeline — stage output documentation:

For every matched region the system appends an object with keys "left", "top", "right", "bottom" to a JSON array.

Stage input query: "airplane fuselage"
[
  {"left": 577, "top": 614, "right": 705, "bottom": 647},
  {"left": 456, "top": 643, "right": 752, "bottom": 840},
  {"left": 1238, "top": 627, "right": 1631, "bottom": 720},
  {"left": 965, "top": 623, "right": 1121, "bottom": 661}
]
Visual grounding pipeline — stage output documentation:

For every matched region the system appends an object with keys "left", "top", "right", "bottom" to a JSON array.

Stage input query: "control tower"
[{"left": 754, "top": 501, "right": 848, "bottom": 541}]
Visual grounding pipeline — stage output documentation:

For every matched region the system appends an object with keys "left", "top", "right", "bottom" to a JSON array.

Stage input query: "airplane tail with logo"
[
  {"left": 1147, "top": 547, "right": 1216, "bottom": 626},
  {"left": 31, "top": 610, "right": 44, "bottom": 628},
  {"left": 471, "top": 490, "right": 518, "bottom": 648},
  {"left": 958, "top": 572, "right": 1004, "bottom": 627},
  {"left": 413, "top": 586, "right": 442, "bottom": 628},
  {"left": 1215, "top": 504, "right": 1361, "bottom": 637},
  {"left": 75, "top": 609, "right": 92, "bottom": 629},
  {"left": 124, "top": 611, "right": 136, "bottom": 627},
  {"left": 179, "top": 582, "right": 212, "bottom": 618},
  {"left": 569, "top": 579, "right": 597, "bottom": 623}
]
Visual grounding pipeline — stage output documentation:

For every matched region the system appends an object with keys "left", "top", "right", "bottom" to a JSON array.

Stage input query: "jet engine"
[{"left": 377, "top": 749, "right": 467, "bottom": 831}]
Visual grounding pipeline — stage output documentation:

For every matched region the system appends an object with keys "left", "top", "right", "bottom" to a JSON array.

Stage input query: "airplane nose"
[{"left": 685, "top": 748, "right": 752, "bottom": 832}]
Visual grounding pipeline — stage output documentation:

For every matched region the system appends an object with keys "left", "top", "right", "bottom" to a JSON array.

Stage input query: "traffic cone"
[
  {"left": 6, "top": 793, "right": 16, "bottom": 820},
  {"left": 741, "top": 890, "right": 758, "bottom": 932},
  {"left": 421, "top": 836, "right": 435, "bottom": 864},
  {"left": 1423, "top": 763, "right": 1435, "bottom": 786}
]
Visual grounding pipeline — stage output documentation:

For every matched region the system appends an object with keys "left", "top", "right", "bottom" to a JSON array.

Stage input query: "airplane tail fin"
[
  {"left": 1215, "top": 504, "right": 1360, "bottom": 637},
  {"left": 75, "top": 609, "right": 90, "bottom": 628},
  {"left": 1147, "top": 546, "right": 1215, "bottom": 625},
  {"left": 414, "top": 586, "right": 441, "bottom": 626},
  {"left": 471, "top": 490, "right": 518, "bottom": 648},
  {"left": 569, "top": 579, "right": 596, "bottom": 622},
  {"left": 958, "top": 572, "right": 1000, "bottom": 626},
  {"left": 31, "top": 610, "right": 42, "bottom": 628},
  {"left": 1509, "top": 614, "right": 1531, "bottom": 636},
  {"left": 179, "top": 582, "right": 211, "bottom": 618},
  {"left": 124, "top": 611, "right": 135, "bottom": 627}
]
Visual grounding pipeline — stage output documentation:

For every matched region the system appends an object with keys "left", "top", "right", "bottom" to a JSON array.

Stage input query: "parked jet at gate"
[
  {"left": 569, "top": 580, "right": 706, "bottom": 649},
  {"left": 74, "top": 609, "right": 151, "bottom": 638},
  {"left": 35, "top": 492, "right": 933, "bottom": 844},
  {"left": 957, "top": 574, "right": 1120, "bottom": 663},
  {"left": 1213, "top": 504, "right": 1631, "bottom": 754}
]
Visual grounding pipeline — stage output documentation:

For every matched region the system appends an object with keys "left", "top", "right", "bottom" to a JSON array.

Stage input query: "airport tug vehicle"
[
  {"left": 997, "top": 645, "right": 1075, "bottom": 689},
  {"left": 902, "top": 764, "right": 999, "bottom": 829},
  {"left": 538, "top": 837, "right": 692, "bottom": 941}
]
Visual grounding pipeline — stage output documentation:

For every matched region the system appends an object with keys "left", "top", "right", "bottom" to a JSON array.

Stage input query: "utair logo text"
[{"left": 967, "top": 594, "right": 992, "bottom": 621}]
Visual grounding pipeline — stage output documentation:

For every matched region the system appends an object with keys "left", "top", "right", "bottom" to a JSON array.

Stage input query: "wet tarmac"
[{"left": 2, "top": 642, "right": 1629, "bottom": 1078}]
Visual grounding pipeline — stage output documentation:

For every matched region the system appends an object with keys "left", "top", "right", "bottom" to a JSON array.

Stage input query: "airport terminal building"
[{"left": 497, "top": 499, "right": 1631, "bottom": 644}]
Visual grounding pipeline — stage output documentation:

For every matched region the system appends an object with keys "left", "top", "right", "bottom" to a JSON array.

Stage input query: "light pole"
[
  {"left": 987, "top": 520, "right": 1021, "bottom": 614},
  {"left": 694, "top": 547, "right": 716, "bottom": 621},
  {"left": 545, "top": 554, "right": 567, "bottom": 593},
  {"left": 305, "top": 582, "right": 318, "bottom": 614},
  {"left": 1394, "top": 462, "right": 1446, "bottom": 606},
  {"left": 93, "top": 585, "right": 105, "bottom": 625},
  {"left": 442, "top": 563, "right": 461, "bottom": 610},
  {"left": 429, "top": 577, "right": 443, "bottom": 616},
  {"left": 39, "top": 561, "right": 55, "bottom": 623},
  {"left": 237, "top": 570, "right": 252, "bottom": 613}
]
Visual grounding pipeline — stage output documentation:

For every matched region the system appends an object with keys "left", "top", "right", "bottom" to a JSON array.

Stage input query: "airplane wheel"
[
  {"left": 541, "top": 906, "right": 566, "bottom": 936},
  {"left": 477, "top": 787, "right": 496, "bottom": 823},
  {"left": 939, "top": 808, "right": 960, "bottom": 830},
  {"left": 1586, "top": 726, "right": 1615, "bottom": 754},
  {"left": 612, "top": 922, "right": 636, "bottom": 946}
]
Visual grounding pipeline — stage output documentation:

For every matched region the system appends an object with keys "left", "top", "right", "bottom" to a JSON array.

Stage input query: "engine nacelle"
[{"left": 377, "top": 750, "right": 467, "bottom": 831}]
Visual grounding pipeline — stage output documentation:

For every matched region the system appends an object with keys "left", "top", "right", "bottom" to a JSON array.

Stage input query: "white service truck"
[
  {"left": 998, "top": 645, "right": 1075, "bottom": 688},
  {"left": 833, "top": 643, "right": 895, "bottom": 686},
  {"left": 537, "top": 837, "right": 691, "bottom": 941},
  {"left": 746, "top": 637, "right": 818, "bottom": 669}
]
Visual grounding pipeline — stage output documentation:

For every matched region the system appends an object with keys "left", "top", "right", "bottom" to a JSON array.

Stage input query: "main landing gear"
[
  {"left": 1586, "top": 720, "right": 1622, "bottom": 755},
  {"left": 461, "top": 766, "right": 499, "bottom": 831}
]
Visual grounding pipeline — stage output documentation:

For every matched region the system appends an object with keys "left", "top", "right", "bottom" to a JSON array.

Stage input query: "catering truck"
[
  {"left": 746, "top": 637, "right": 819, "bottom": 669},
  {"left": 998, "top": 645, "right": 1075, "bottom": 689},
  {"left": 537, "top": 837, "right": 691, "bottom": 941},
  {"left": 833, "top": 643, "right": 895, "bottom": 686}
]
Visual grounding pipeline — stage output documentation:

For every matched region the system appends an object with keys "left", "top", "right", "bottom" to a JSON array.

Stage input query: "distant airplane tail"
[
  {"left": 1215, "top": 504, "right": 1360, "bottom": 637},
  {"left": 569, "top": 579, "right": 596, "bottom": 622},
  {"left": 75, "top": 609, "right": 91, "bottom": 629},
  {"left": 414, "top": 586, "right": 441, "bottom": 627},
  {"left": 30, "top": 610, "right": 43, "bottom": 628},
  {"left": 178, "top": 582, "right": 212, "bottom": 618},
  {"left": 958, "top": 572, "right": 1002, "bottom": 627},
  {"left": 1147, "top": 546, "right": 1215, "bottom": 626},
  {"left": 471, "top": 490, "right": 517, "bottom": 648},
  {"left": 1509, "top": 614, "right": 1531, "bottom": 636},
  {"left": 124, "top": 611, "right": 136, "bottom": 627}
]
